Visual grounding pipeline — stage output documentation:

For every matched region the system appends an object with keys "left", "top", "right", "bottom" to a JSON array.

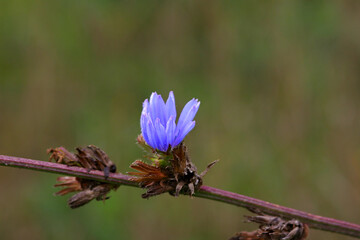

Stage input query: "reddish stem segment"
[
  {"left": 0, "top": 154, "right": 359, "bottom": 238},
  {"left": 0, "top": 154, "right": 137, "bottom": 186},
  {"left": 196, "top": 186, "right": 360, "bottom": 238}
]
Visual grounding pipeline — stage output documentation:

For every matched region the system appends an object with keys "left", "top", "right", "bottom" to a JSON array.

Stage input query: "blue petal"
[
  {"left": 141, "top": 114, "right": 150, "bottom": 145},
  {"left": 156, "top": 94, "right": 167, "bottom": 126},
  {"left": 149, "top": 92, "right": 167, "bottom": 126},
  {"left": 183, "top": 102, "right": 200, "bottom": 124},
  {"left": 165, "top": 115, "right": 176, "bottom": 147},
  {"left": 176, "top": 99, "right": 200, "bottom": 134},
  {"left": 155, "top": 118, "right": 167, "bottom": 151},
  {"left": 173, "top": 121, "right": 196, "bottom": 146},
  {"left": 142, "top": 98, "right": 149, "bottom": 114},
  {"left": 165, "top": 91, "right": 176, "bottom": 120},
  {"left": 149, "top": 92, "right": 158, "bottom": 123},
  {"left": 146, "top": 118, "right": 157, "bottom": 149},
  {"left": 140, "top": 100, "right": 150, "bottom": 144}
]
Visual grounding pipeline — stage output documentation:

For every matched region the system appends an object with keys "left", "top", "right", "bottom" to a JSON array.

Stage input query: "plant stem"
[
  {"left": 0, "top": 154, "right": 359, "bottom": 238},
  {"left": 196, "top": 186, "right": 360, "bottom": 238}
]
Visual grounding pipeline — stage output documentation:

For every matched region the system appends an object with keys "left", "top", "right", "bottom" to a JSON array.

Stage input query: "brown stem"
[{"left": 0, "top": 154, "right": 359, "bottom": 238}]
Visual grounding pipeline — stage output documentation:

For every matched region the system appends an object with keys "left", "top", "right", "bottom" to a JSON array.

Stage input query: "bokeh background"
[{"left": 1, "top": 1, "right": 360, "bottom": 239}]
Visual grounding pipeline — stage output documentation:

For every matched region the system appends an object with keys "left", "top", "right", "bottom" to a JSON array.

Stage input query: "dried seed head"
[
  {"left": 47, "top": 147, "right": 79, "bottom": 166},
  {"left": 230, "top": 214, "right": 309, "bottom": 240},
  {"left": 75, "top": 145, "right": 117, "bottom": 178},
  {"left": 67, "top": 184, "right": 114, "bottom": 209},
  {"left": 49, "top": 145, "right": 119, "bottom": 208},
  {"left": 49, "top": 145, "right": 117, "bottom": 178}
]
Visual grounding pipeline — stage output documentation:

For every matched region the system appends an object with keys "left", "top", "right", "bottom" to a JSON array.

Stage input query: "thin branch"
[
  {"left": 196, "top": 186, "right": 360, "bottom": 238},
  {"left": 0, "top": 154, "right": 359, "bottom": 238}
]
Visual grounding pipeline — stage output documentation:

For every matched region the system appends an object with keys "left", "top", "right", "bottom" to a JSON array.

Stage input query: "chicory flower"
[{"left": 140, "top": 91, "right": 200, "bottom": 151}]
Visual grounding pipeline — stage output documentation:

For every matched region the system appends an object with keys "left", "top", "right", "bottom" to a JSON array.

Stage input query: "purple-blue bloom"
[{"left": 140, "top": 91, "right": 200, "bottom": 152}]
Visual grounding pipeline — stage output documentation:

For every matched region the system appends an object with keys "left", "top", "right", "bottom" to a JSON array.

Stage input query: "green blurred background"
[{"left": 1, "top": 1, "right": 360, "bottom": 239}]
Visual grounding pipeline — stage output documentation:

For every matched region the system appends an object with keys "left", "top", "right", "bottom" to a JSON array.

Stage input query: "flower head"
[{"left": 140, "top": 91, "right": 200, "bottom": 151}]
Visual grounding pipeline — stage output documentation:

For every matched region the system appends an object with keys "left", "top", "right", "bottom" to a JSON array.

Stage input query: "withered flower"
[
  {"left": 48, "top": 145, "right": 117, "bottom": 178},
  {"left": 54, "top": 176, "right": 117, "bottom": 209},
  {"left": 49, "top": 145, "right": 119, "bottom": 208},
  {"left": 130, "top": 91, "right": 217, "bottom": 198},
  {"left": 230, "top": 214, "right": 309, "bottom": 240}
]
